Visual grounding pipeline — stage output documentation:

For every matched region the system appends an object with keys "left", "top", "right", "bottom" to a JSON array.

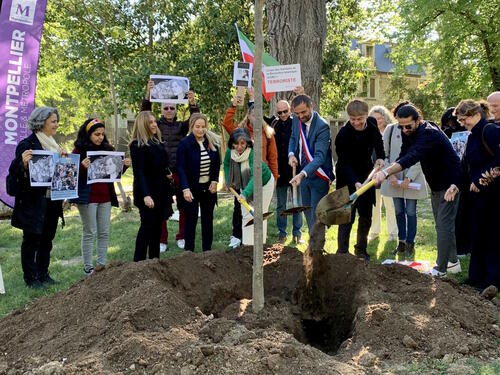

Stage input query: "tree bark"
[
  {"left": 252, "top": 0, "right": 265, "bottom": 313},
  {"left": 266, "top": 0, "right": 327, "bottom": 109}
]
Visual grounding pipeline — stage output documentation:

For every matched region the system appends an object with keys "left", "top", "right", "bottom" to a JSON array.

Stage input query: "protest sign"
[
  {"left": 263, "top": 64, "right": 301, "bottom": 93},
  {"left": 233, "top": 62, "right": 252, "bottom": 88},
  {"left": 50, "top": 153, "right": 79, "bottom": 201},
  {"left": 149, "top": 75, "right": 190, "bottom": 104},
  {"left": 87, "top": 151, "right": 125, "bottom": 184},
  {"left": 450, "top": 131, "right": 470, "bottom": 159},
  {"left": 29, "top": 150, "right": 54, "bottom": 187}
]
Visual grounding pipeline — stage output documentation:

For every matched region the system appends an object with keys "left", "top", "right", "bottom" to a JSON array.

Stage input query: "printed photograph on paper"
[
  {"left": 29, "top": 150, "right": 55, "bottom": 187},
  {"left": 50, "top": 153, "right": 80, "bottom": 201},
  {"left": 450, "top": 131, "right": 470, "bottom": 159},
  {"left": 86, "top": 151, "right": 125, "bottom": 184},
  {"left": 233, "top": 62, "right": 253, "bottom": 87},
  {"left": 149, "top": 75, "right": 190, "bottom": 104}
]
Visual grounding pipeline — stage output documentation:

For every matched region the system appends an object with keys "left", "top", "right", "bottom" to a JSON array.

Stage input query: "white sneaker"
[
  {"left": 160, "top": 243, "right": 167, "bottom": 253},
  {"left": 387, "top": 234, "right": 398, "bottom": 242},
  {"left": 367, "top": 233, "right": 379, "bottom": 241},
  {"left": 447, "top": 261, "right": 462, "bottom": 274},
  {"left": 431, "top": 266, "right": 446, "bottom": 277},
  {"left": 177, "top": 239, "right": 185, "bottom": 249},
  {"left": 229, "top": 236, "right": 241, "bottom": 248}
]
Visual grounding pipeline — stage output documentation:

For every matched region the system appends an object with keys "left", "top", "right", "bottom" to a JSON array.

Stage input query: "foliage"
[{"left": 321, "top": 0, "right": 368, "bottom": 117}]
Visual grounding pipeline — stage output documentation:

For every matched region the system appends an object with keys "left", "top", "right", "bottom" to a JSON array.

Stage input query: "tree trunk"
[
  {"left": 266, "top": 0, "right": 327, "bottom": 109},
  {"left": 252, "top": 0, "right": 265, "bottom": 313}
]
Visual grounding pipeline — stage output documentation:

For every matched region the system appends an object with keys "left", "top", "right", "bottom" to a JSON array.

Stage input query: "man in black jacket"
[
  {"left": 141, "top": 80, "right": 200, "bottom": 251},
  {"left": 487, "top": 91, "right": 500, "bottom": 124},
  {"left": 335, "top": 99, "right": 385, "bottom": 261},
  {"left": 374, "top": 104, "right": 462, "bottom": 277}
]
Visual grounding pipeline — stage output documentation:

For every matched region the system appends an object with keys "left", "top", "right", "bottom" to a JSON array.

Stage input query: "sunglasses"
[
  {"left": 163, "top": 106, "right": 176, "bottom": 111},
  {"left": 277, "top": 109, "right": 289, "bottom": 115},
  {"left": 397, "top": 123, "right": 414, "bottom": 130}
]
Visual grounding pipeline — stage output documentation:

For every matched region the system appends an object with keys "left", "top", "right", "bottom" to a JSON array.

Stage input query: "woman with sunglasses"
[{"left": 454, "top": 100, "right": 500, "bottom": 289}]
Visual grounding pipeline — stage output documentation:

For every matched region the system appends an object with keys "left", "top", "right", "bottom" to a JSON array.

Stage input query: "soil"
[{"left": 0, "top": 225, "right": 499, "bottom": 374}]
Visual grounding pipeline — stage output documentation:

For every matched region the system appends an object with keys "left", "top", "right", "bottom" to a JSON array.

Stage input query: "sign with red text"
[{"left": 263, "top": 64, "right": 301, "bottom": 93}]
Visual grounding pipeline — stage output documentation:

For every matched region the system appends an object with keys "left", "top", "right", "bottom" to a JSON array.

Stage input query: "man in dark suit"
[{"left": 288, "top": 94, "right": 334, "bottom": 231}]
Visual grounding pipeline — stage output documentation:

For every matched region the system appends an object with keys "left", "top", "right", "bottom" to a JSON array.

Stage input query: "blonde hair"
[
  {"left": 129, "top": 111, "right": 162, "bottom": 147},
  {"left": 189, "top": 113, "right": 221, "bottom": 152},
  {"left": 238, "top": 106, "right": 275, "bottom": 139},
  {"left": 454, "top": 99, "right": 490, "bottom": 119},
  {"left": 369, "top": 105, "right": 395, "bottom": 128}
]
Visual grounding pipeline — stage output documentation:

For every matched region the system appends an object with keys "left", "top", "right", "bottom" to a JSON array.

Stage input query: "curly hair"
[
  {"left": 74, "top": 118, "right": 113, "bottom": 152},
  {"left": 28, "top": 107, "right": 59, "bottom": 132}
]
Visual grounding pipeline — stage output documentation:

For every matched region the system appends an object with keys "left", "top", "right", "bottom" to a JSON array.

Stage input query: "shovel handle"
[
  {"left": 352, "top": 179, "right": 376, "bottom": 200},
  {"left": 228, "top": 187, "right": 254, "bottom": 214},
  {"left": 292, "top": 165, "right": 299, "bottom": 206}
]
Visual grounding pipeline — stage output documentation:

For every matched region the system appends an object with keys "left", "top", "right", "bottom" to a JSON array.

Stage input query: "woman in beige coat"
[{"left": 381, "top": 116, "right": 428, "bottom": 258}]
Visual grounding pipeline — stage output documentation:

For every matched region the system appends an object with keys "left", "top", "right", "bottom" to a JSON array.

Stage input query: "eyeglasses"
[
  {"left": 457, "top": 116, "right": 468, "bottom": 123},
  {"left": 397, "top": 123, "right": 414, "bottom": 130},
  {"left": 277, "top": 109, "right": 289, "bottom": 116},
  {"left": 163, "top": 106, "right": 176, "bottom": 111}
]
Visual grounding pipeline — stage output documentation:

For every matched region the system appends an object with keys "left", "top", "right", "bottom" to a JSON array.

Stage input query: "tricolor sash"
[{"left": 298, "top": 120, "right": 331, "bottom": 183}]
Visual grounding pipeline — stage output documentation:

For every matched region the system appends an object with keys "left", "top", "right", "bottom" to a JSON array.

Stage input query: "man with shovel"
[
  {"left": 335, "top": 100, "right": 385, "bottom": 261},
  {"left": 374, "top": 104, "right": 462, "bottom": 277}
]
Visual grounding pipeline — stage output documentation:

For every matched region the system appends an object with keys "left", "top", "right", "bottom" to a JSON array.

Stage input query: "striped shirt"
[{"left": 198, "top": 141, "right": 211, "bottom": 183}]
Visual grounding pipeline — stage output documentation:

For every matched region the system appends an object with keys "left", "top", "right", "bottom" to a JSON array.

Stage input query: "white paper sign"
[
  {"left": 149, "top": 75, "right": 190, "bottom": 104},
  {"left": 87, "top": 151, "right": 125, "bottom": 184},
  {"left": 233, "top": 62, "right": 253, "bottom": 88},
  {"left": 263, "top": 64, "right": 301, "bottom": 93}
]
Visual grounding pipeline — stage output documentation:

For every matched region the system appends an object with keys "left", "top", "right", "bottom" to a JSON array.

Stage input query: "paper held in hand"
[
  {"left": 233, "top": 62, "right": 253, "bottom": 88},
  {"left": 397, "top": 180, "right": 421, "bottom": 190},
  {"left": 149, "top": 75, "right": 190, "bottom": 104},
  {"left": 263, "top": 64, "right": 301, "bottom": 93}
]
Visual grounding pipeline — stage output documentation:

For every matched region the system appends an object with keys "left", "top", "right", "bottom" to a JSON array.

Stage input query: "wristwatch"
[{"left": 382, "top": 169, "right": 389, "bottom": 178}]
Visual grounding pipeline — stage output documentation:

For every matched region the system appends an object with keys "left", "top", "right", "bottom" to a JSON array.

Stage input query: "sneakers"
[
  {"left": 278, "top": 235, "right": 287, "bottom": 244},
  {"left": 84, "top": 267, "right": 94, "bottom": 278},
  {"left": 392, "top": 241, "right": 406, "bottom": 256},
  {"left": 177, "top": 239, "right": 185, "bottom": 249},
  {"left": 405, "top": 243, "right": 415, "bottom": 258},
  {"left": 293, "top": 235, "right": 305, "bottom": 245},
  {"left": 228, "top": 236, "right": 241, "bottom": 248},
  {"left": 160, "top": 243, "right": 168, "bottom": 253},
  {"left": 431, "top": 266, "right": 446, "bottom": 277},
  {"left": 447, "top": 261, "right": 462, "bottom": 274},
  {"left": 367, "top": 233, "right": 379, "bottom": 241}
]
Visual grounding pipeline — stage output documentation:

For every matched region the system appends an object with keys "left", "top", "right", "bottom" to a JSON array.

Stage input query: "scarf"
[
  {"left": 35, "top": 132, "right": 60, "bottom": 152},
  {"left": 228, "top": 148, "right": 251, "bottom": 191}
]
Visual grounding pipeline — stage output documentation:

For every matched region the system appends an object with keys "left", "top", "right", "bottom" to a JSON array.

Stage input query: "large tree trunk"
[
  {"left": 266, "top": 0, "right": 327, "bottom": 109},
  {"left": 252, "top": 0, "right": 265, "bottom": 313}
]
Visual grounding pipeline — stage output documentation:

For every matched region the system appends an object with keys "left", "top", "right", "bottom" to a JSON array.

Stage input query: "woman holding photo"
[
  {"left": 129, "top": 111, "right": 174, "bottom": 261},
  {"left": 71, "top": 119, "right": 131, "bottom": 276},
  {"left": 10, "top": 107, "right": 65, "bottom": 289}
]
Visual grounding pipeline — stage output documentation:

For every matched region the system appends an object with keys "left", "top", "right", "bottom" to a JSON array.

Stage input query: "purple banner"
[{"left": 0, "top": 0, "right": 47, "bottom": 207}]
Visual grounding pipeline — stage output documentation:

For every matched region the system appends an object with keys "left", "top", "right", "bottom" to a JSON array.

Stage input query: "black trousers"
[
  {"left": 232, "top": 190, "right": 242, "bottom": 239},
  {"left": 21, "top": 199, "right": 60, "bottom": 284},
  {"left": 184, "top": 183, "right": 217, "bottom": 251},
  {"left": 134, "top": 205, "right": 163, "bottom": 261},
  {"left": 337, "top": 194, "right": 373, "bottom": 253}
]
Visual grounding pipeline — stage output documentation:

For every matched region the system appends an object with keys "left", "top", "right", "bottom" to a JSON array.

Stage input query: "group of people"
[{"left": 8, "top": 81, "right": 500, "bottom": 292}]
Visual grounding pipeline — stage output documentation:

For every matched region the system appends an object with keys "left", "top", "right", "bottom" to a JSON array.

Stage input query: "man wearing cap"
[
  {"left": 141, "top": 79, "right": 200, "bottom": 251},
  {"left": 374, "top": 104, "right": 462, "bottom": 277}
]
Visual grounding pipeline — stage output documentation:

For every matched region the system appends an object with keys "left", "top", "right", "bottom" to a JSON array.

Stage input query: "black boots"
[{"left": 392, "top": 241, "right": 406, "bottom": 256}]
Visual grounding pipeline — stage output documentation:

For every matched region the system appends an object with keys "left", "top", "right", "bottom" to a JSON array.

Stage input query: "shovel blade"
[
  {"left": 316, "top": 204, "right": 352, "bottom": 226},
  {"left": 316, "top": 186, "right": 350, "bottom": 218},
  {"left": 280, "top": 205, "right": 310, "bottom": 216},
  {"left": 245, "top": 211, "right": 275, "bottom": 227}
]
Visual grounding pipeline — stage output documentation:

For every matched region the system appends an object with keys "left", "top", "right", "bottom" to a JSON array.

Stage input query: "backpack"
[{"left": 6, "top": 158, "right": 21, "bottom": 197}]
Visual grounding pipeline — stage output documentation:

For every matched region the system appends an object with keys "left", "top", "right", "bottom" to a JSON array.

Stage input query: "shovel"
[
  {"left": 316, "top": 179, "right": 377, "bottom": 226},
  {"left": 228, "top": 187, "right": 274, "bottom": 227},
  {"left": 280, "top": 165, "right": 310, "bottom": 216}
]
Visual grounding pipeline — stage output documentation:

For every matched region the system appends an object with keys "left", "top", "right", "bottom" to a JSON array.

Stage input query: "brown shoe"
[
  {"left": 278, "top": 235, "right": 287, "bottom": 244},
  {"left": 293, "top": 235, "right": 305, "bottom": 245}
]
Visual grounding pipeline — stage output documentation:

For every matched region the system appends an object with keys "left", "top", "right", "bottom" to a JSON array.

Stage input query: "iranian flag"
[{"left": 235, "top": 24, "right": 280, "bottom": 101}]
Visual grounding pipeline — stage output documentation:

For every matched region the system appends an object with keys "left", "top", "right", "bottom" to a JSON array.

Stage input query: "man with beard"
[
  {"left": 374, "top": 104, "right": 462, "bottom": 277},
  {"left": 141, "top": 80, "right": 200, "bottom": 251},
  {"left": 288, "top": 94, "right": 334, "bottom": 232}
]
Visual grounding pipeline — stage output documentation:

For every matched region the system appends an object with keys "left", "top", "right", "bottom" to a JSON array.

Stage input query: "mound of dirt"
[{"left": 0, "top": 243, "right": 499, "bottom": 374}]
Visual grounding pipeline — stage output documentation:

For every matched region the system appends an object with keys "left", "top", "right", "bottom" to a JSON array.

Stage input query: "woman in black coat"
[
  {"left": 10, "top": 107, "right": 64, "bottom": 288},
  {"left": 176, "top": 113, "right": 220, "bottom": 252},
  {"left": 129, "top": 111, "right": 173, "bottom": 261},
  {"left": 454, "top": 100, "right": 500, "bottom": 289}
]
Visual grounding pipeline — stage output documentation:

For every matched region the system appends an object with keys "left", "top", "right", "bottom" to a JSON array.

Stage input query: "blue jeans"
[
  {"left": 393, "top": 198, "right": 417, "bottom": 245},
  {"left": 300, "top": 177, "right": 330, "bottom": 231},
  {"left": 276, "top": 185, "right": 303, "bottom": 237}
]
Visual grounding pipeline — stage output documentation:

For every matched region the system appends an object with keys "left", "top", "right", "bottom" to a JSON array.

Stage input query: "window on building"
[
  {"left": 369, "top": 78, "right": 376, "bottom": 98},
  {"left": 366, "top": 45, "right": 373, "bottom": 59}
]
